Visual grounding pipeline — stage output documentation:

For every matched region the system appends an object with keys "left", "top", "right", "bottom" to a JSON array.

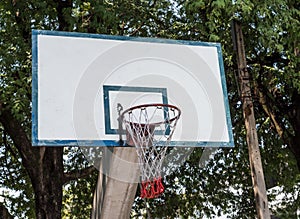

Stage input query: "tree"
[
  {"left": 1, "top": 0, "right": 299, "bottom": 218},
  {"left": 135, "top": 0, "right": 300, "bottom": 217},
  {"left": 0, "top": 1, "right": 97, "bottom": 218}
]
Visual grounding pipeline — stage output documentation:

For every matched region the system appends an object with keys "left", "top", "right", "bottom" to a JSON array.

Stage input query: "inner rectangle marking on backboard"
[{"left": 103, "top": 85, "right": 168, "bottom": 134}]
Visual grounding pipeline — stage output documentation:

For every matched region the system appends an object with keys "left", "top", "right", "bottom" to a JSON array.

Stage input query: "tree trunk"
[
  {"left": 0, "top": 104, "right": 64, "bottom": 219},
  {"left": 30, "top": 147, "right": 64, "bottom": 219},
  {"left": 0, "top": 203, "right": 13, "bottom": 219},
  {"left": 290, "top": 92, "right": 300, "bottom": 169},
  {"left": 291, "top": 46, "right": 300, "bottom": 169}
]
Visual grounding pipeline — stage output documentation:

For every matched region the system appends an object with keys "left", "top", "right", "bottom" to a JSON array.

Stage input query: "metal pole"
[{"left": 232, "top": 20, "right": 271, "bottom": 219}]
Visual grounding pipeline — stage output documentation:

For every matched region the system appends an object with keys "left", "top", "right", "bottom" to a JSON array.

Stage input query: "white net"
[{"left": 120, "top": 104, "right": 181, "bottom": 198}]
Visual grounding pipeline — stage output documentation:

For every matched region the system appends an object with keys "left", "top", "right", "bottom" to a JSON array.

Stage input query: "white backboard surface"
[{"left": 32, "top": 30, "right": 234, "bottom": 147}]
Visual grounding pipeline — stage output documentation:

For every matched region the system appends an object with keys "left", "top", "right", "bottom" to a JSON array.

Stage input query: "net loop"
[
  {"left": 140, "top": 177, "right": 164, "bottom": 199},
  {"left": 120, "top": 104, "right": 181, "bottom": 199}
]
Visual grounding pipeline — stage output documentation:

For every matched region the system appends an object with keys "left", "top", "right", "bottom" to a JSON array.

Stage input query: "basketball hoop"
[{"left": 119, "top": 104, "right": 181, "bottom": 198}]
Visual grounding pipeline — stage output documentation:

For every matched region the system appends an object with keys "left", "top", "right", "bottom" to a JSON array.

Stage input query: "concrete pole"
[{"left": 92, "top": 147, "right": 139, "bottom": 219}]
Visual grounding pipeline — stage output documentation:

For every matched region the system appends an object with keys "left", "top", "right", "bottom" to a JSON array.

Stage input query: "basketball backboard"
[{"left": 32, "top": 30, "right": 234, "bottom": 147}]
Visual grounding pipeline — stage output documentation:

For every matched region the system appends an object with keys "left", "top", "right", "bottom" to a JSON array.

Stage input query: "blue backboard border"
[{"left": 32, "top": 30, "right": 39, "bottom": 146}]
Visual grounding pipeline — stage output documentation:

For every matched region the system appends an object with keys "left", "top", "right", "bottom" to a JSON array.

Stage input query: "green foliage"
[
  {"left": 0, "top": 0, "right": 299, "bottom": 218},
  {"left": 133, "top": 147, "right": 257, "bottom": 218},
  {"left": 62, "top": 177, "right": 97, "bottom": 219},
  {"left": 0, "top": 133, "right": 35, "bottom": 218},
  {"left": 62, "top": 147, "right": 98, "bottom": 218}
]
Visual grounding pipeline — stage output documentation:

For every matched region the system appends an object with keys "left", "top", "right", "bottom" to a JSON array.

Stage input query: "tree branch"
[
  {"left": 256, "top": 88, "right": 283, "bottom": 137},
  {"left": 0, "top": 101, "right": 35, "bottom": 167},
  {"left": 247, "top": 52, "right": 289, "bottom": 66},
  {"left": 0, "top": 203, "right": 13, "bottom": 219},
  {"left": 63, "top": 166, "right": 97, "bottom": 184},
  {"left": 53, "top": 0, "right": 73, "bottom": 31},
  {"left": 252, "top": 79, "right": 300, "bottom": 170}
]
